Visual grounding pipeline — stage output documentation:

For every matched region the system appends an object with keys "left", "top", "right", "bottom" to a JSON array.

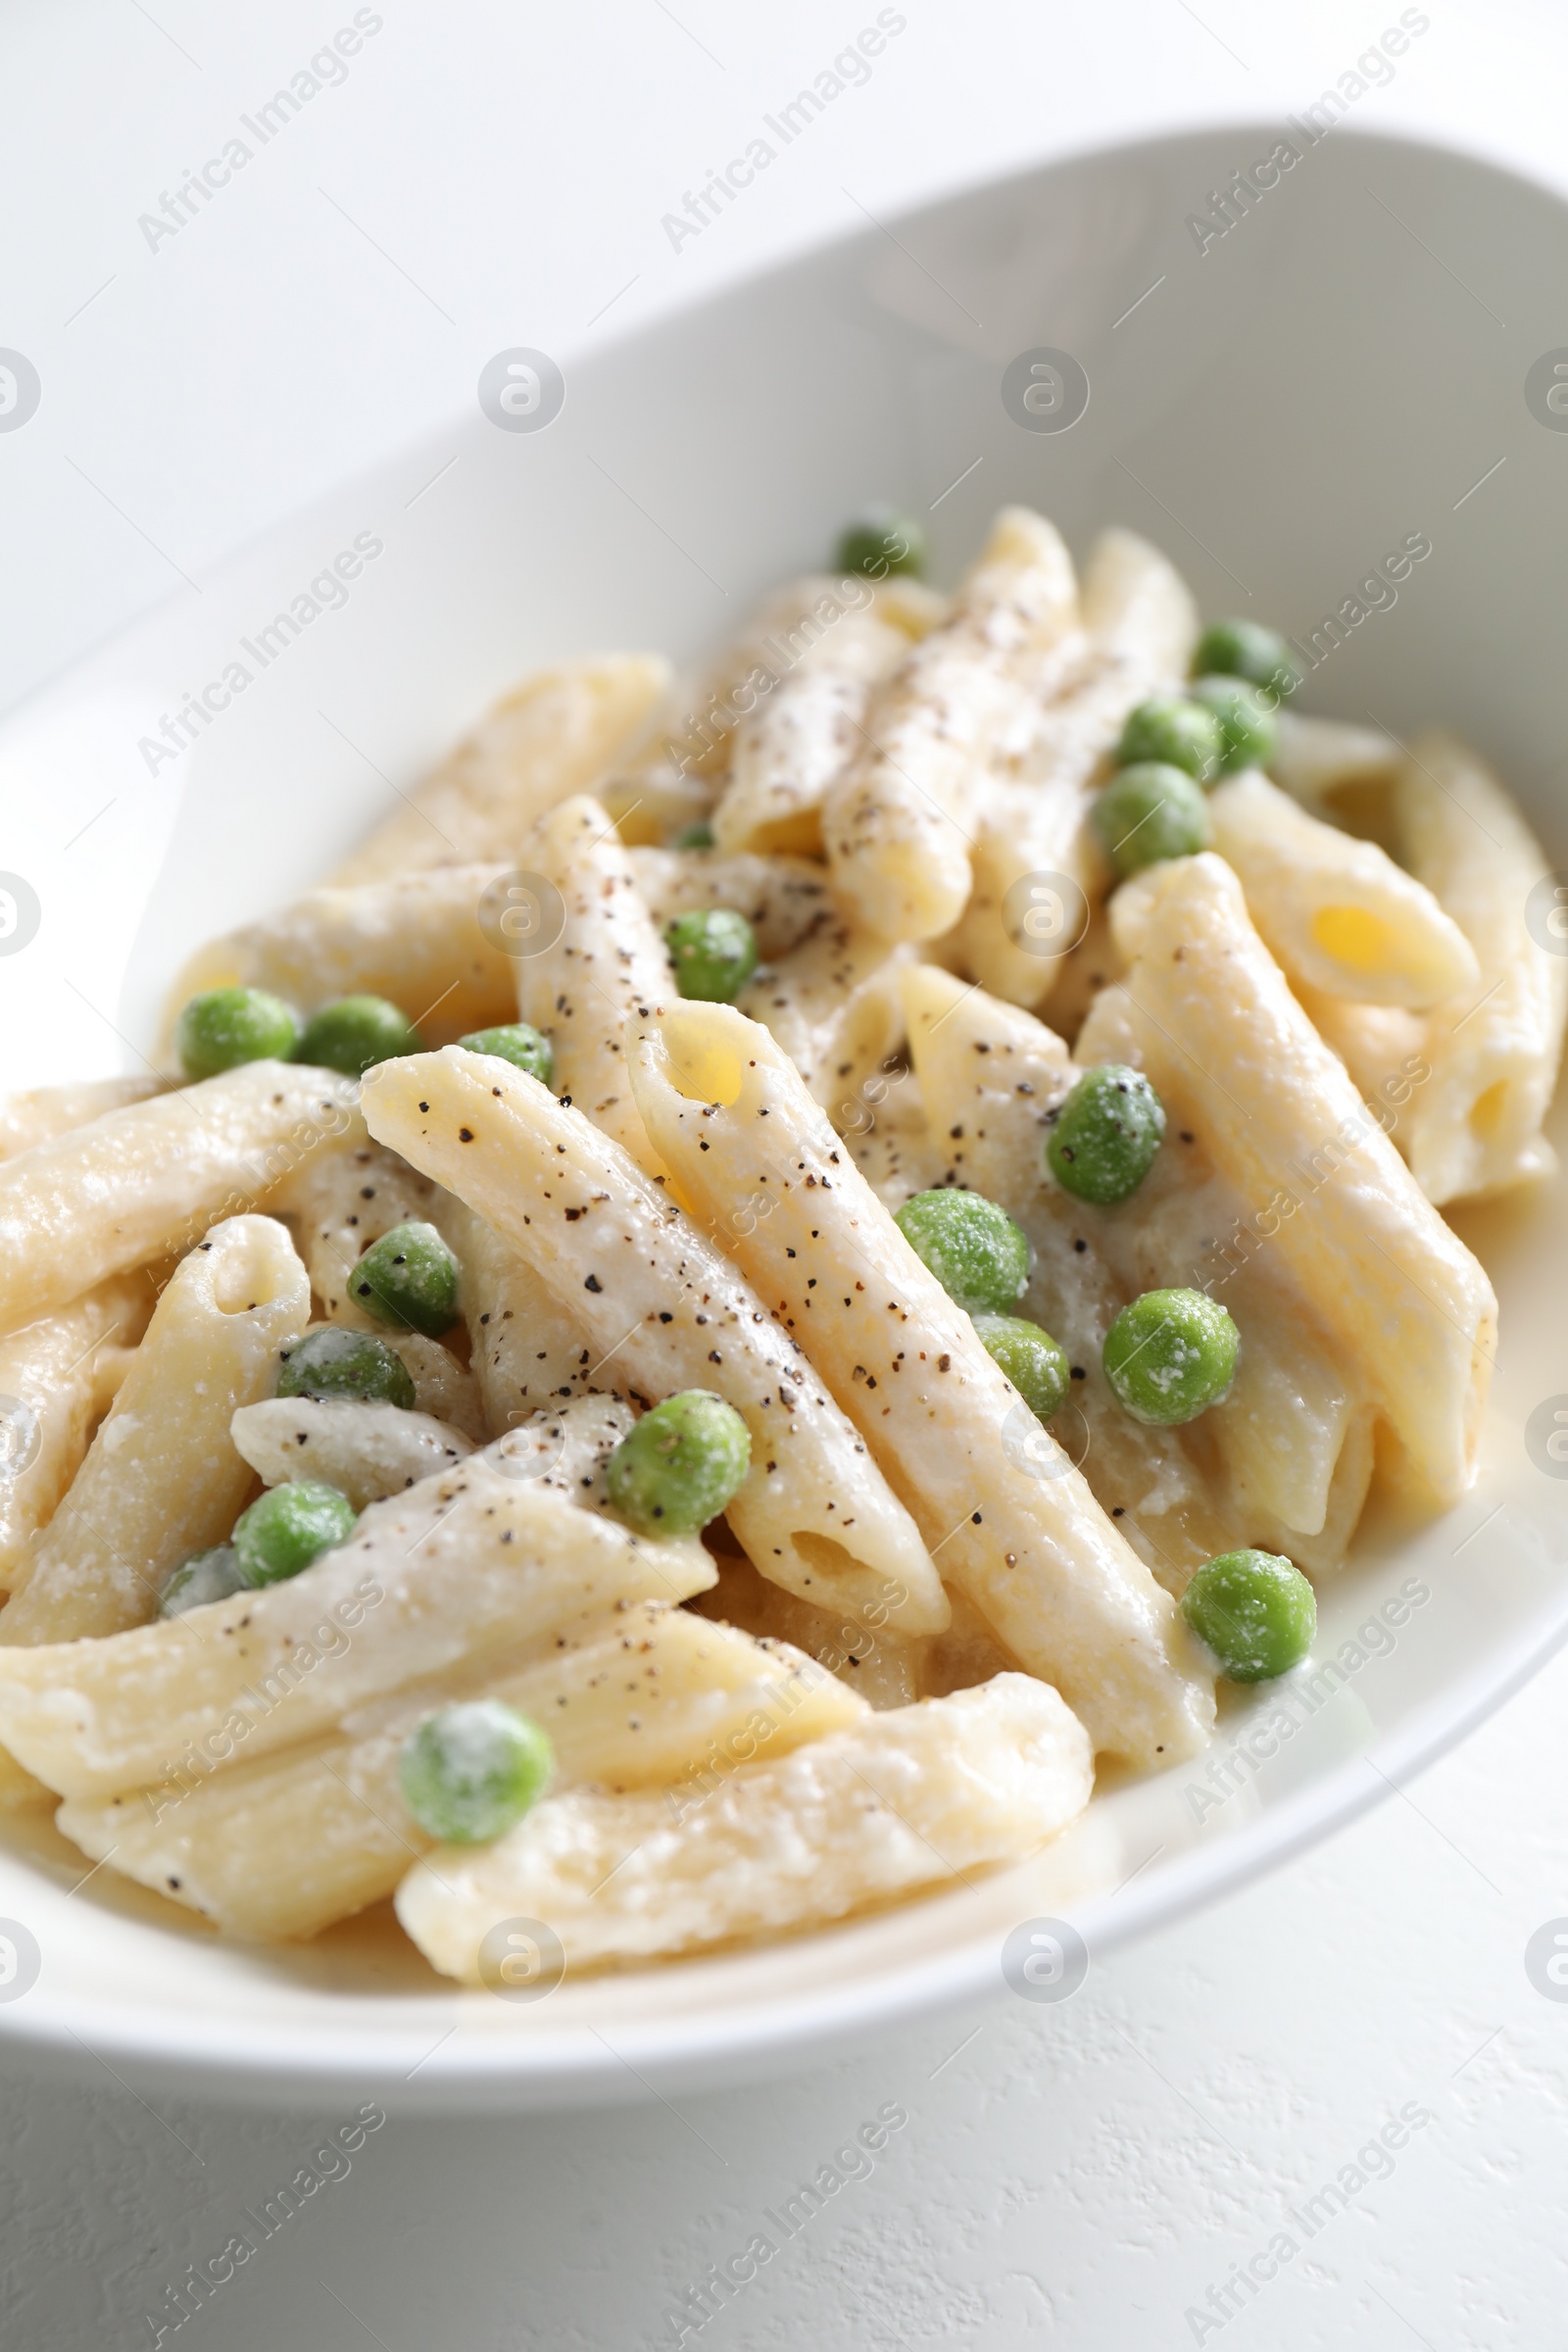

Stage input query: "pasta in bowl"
[{"left": 0, "top": 501, "right": 1557, "bottom": 2034}]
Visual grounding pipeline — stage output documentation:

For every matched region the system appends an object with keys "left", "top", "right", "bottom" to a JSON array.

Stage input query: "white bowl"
[{"left": 2, "top": 122, "right": 1566, "bottom": 2112}]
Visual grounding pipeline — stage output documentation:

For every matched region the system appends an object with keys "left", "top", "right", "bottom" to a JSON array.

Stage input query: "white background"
[{"left": 5, "top": 3, "right": 1568, "bottom": 2346}]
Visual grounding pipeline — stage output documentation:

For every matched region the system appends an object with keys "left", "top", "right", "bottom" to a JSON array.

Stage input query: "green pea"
[
  {"left": 456, "top": 1023, "right": 555, "bottom": 1086},
  {"left": 971, "top": 1313, "right": 1069, "bottom": 1422},
  {"left": 1092, "top": 763, "right": 1210, "bottom": 878},
  {"left": 665, "top": 908, "right": 759, "bottom": 1003},
  {"left": 350, "top": 1220, "right": 462, "bottom": 1339},
  {"left": 894, "top": 1188, "right": 1030, "bottom": 1314},
  {"left": 605, "top": 1390, "right": 752, "bottom": 1536},
  {"left": 671, "top": 821, "right": 715, "bottom": 850},
  {"left": 1102, "top": 1288, "right": 1238, "bottom": 1425},
  {"left": 399, "top": 1699, "right": 555, "bottom": 1844},
  {"left": 159, "top": 1544, "right": 246, "bottom": 1617},
  {"left": 276, "top": 1326, "right": 416, "bottom": 1410},
  {"left": 1190, "top": 674, "right": 1277, "bottom": 775},
  {"left": 231, "top": 1480, "right": 357, "bottom": 1588},
  {"left": 1115, "top": 695, "right": 1224, "bottom": 783},
  {"left": 175, "top": 987, "right": 300, "bottom": 1081},
  {"left": 1182, "top": 1547, "right": 1316, "bottom": 1682},
  {"left": 297, "top": 995, "right": 421, "bottom": 1080},
  {"left": 834, "top": 507, "right": 926, "bottom": 580},
  {"left": 1046, "top": 1064, "right": 1165, "bottom": 1205},
  {"left": 1192, "top": 619, "right": 1300, "bottom": 704}
]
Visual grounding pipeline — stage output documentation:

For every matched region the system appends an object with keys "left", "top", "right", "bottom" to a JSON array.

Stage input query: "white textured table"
[{"left": 3, "top": 4, "right": 1566, "bottom": 2345}]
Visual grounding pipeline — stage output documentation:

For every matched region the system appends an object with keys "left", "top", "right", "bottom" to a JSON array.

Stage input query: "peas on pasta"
[
  {"left": 276, "top": 1326, "right": 416, "bottom": 1410},
  {"left": 1115, "top": 695, "right": 1224, "bottom": 784},
  {"left": 231, "top": 1481, "right": 357, "bottom": 1588},
  {"left": 971, "top": 1313, "right": 1070, "bottom": 1422},
  {"left": 666, "top": 908, "right": 759, "bottom": 1003},
  {"left": 1093, "top": 763, "right": 1210, "bottom": 877},
  {"left": 1192, "top": 618, "right": 1300, "bottom": 705},
  {"left": 176, "top": 987, "right": 300, "bottom": 1080},
  {"left": 399, "top": 1699, "right": 555, "bottom": 1844},
  {"left": 894, "top": 1189, "right": 1031, "bottom": 1315},
  {"left": 1182, "top": 1548, "right": 1316, "bottom": 1682},
  {"left": 1190, "top": 674, "right": 1278, "bottom": 776},
  {"left": 1102, "top": 1288, "right": 1238, "bottom": 1425},
  {"left": 456, "top": 1023, "right": 555, "bottom": 1086},
  {"left": 605, "top": 1390, "right": 752, "bottom": 1535},
  {"left": 351, "top": 1220, "right": 461, "bottom": 1339},
  {"left": 159, "top": 1544, "right": 246, "bottom": 1617},
  {"left": 1046, "top": 1065, "right": 1165, "bottom": 1205},
  {"left": 298, "top": 995, "right": 421, "bottom": 1080}
]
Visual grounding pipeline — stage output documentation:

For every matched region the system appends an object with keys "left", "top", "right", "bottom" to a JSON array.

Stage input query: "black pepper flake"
[
  {"left": 459, "top": 1127, "right": 474, "bottom": 1143},
  {"left": 584, "top": 1274, "right": 603, "bottom": 1293},
  {"left": 1070, "top": 1366, "right": 1086, "bottom": 1380}
]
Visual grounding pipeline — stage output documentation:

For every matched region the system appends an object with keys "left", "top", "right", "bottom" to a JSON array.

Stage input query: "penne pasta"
[
  {"left": 162, "top": 865, "right": 518, "bottom": 1054},
  {"left": 56, "top": 1605, "right": 863, "bottom": 1940},
  {"left": 692, "top": 1550, "right": 927, "bottom": 1710},
  {"left": 330, "top": 655, "right": 670, "bottom": 884},
  {"left": 515, "top": 794, "right": 672, "bottom": 1175},
  {"left": 1079, "top": 854, "right": 1496, "bottom": 1504},
  {"left": 396, "top": 1673, "right": 1094, "bottom": 1979},
  {"left": 1292, "top": 984, "right": 1429, "bottom": 1129},
  {"left": 952, "top": 526, "right": 1199, "bottom": 1008},
  {"left": 627, "top": 1000, "right": 1216, "bottom": 1762},
  {"left": 450, "top": 1200, "right": 602, "bottom": 1433},
  {"left": 270, "top": 1138, "right": 462, "bottom": 1326},
  {"left": 0, "top": 1061, "right": 358, "bottom": 1341},
  {"left": 360, "top": 1047, "right": 951, "bottom": 1638},
  {"left": 1396, "top": 730, "right": 1568, "bottom": 1203},
  {"left": 0, "top": 1217, "right": 310, "bottom": 1644},
  {"left": 0, "top": 1456, "right": 715, "bottom": 1803},
  {"left": 898, "top": 964, "right": 1232, "bottom": 1585},
  {"left": 0, "top": 1274, "right": 158, "bottom": 1592},
  {"left": 710, "top": 602, "right": 908, "bottom": 857},
  {"left": 230, "top": 1396, "right": 473, "bottom": 1507},
  {"left": 0, "top": 1078, "right": 168, "bottom": 1162},
  {"left": 626, "top": 847, "right": 831, "bottom": 961},
  {"left": 738, "top": 918, "right": 912, "bottom": 1120},
  {"left": 1207, "top": 769, "right": 1478, "bottom": 1008},
  {"left": 822, "top": 508, "right": 1083, "bottom": 942},
  {"left": 1268, "top": 710, "right": 1399, "bottom": 827}
]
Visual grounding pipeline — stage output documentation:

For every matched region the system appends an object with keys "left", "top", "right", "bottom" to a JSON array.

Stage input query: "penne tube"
[
  {"left": 738, "top": 918, "right": 912, "bottom": 1119},
  {"left": 953, "top": 526, "right": 1198, "bottom": 1008},
  {"left": 330, "top": 655, "right": 671, "bottom": 885},
  {"left": 515, "top": 794, "right": 671, "bottom": 1175},
  {"left": 162, "top": 864, "right": 519, "bottom": 1053},
  {"left": 230, "top": 1397, "right": 473, "bottom": 1507},
  {"left": 0, "top": 1275, "right": 159, "bottom": 1591},
  {"left": 823, "top": 508, "right": 1083, "bottom": 942},
  {"left": 1292, "top": 984, "right": 1429, "bottom": 1128},
  {"left": 0, "top": 1217, "right": 311, "bottom": 1644},
  {"left": 270, "top": 1138, "right": 463, "bottom": 1326},
  {"left": 0, "top": 1061, "right": 358, "bottom": 1341},
  {"left": 378, "top": 1330, "right": 485, "bottom": 1441},
  {"left": 1079, "top": 854, "right": 1496, "bottom": 1504},
  {"left": 898, "top": 964, "right": 1232, "bottom": 1585},
  {"left": 1268, "top": 710, "right": 1399, "bottom": 823},
  {"left": 628, "top": 1001, "right": 1216, "bottom": 1762},
  {"left": 1207, "top": 769, "right": 1478, "bottom": 1008},
  {"left": 626, "top": 847, "right": 831, "bottom": 961},
  {"left": 710, "top": 604, "right": 908, "bottom": 857},
  {"left": 694, "top": 1549, "right": 927, "bottom": 1710},
  {"left": 1396, "top": 730, "right": 1568, "bottom": 1203},
  {"left": 449, "top": 1200, "right": 601, "bottom": 1433},
  {"left": 597, "top": 580, "right": 911, "bottom": 840},
  {"left": 396, "top": 1673, "right": 1094, "bottom": 1979},
  {"left": 56, "top": 1605, "right": 864, "bottom": 1940},
  {"left": 360, "top": 1048, "right": 950, "bottom": 1639},
  {"left": 0, "top": 1079, "right": 168, "bottom": 1162},
  {"left": 0, "top": 1456, "right": 714, "bottom": 1803}
]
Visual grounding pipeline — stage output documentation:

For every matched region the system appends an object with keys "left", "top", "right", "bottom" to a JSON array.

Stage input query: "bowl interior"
[{"left": 2, "top": 122, "right": 1566, "bottom": 2109}]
